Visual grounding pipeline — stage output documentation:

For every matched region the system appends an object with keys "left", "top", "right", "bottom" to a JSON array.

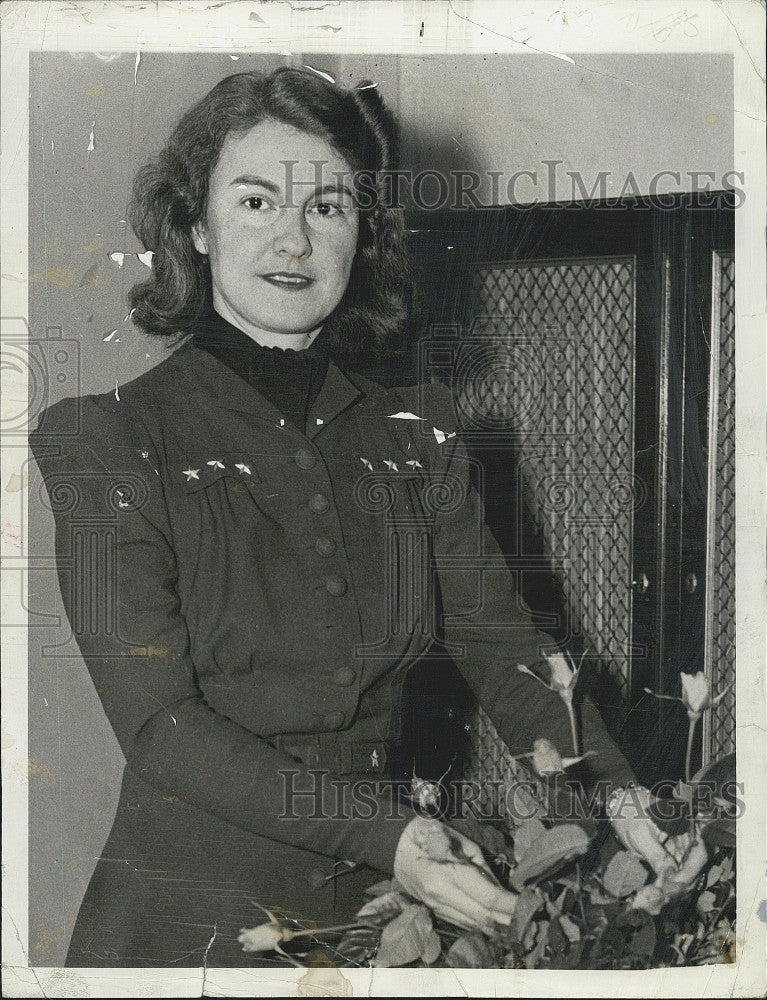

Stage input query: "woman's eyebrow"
[
  {"left": 230, "top": 175, "right": 281, "bottom": 193},
  {"left": 228, "top": 176, "right": 354, "bottom": 201},
  {"left": 314, "top": 182, "right": 355, "bottom": 200}
]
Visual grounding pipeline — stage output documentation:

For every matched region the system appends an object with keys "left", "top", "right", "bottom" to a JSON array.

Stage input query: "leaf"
[
  {"left": 522, "top": 919, "right": 537, "bottom": 951},
  {"left": 587, "top": 887, "right": 618, "bottom": 906},
  {"left": 559, "top": 913, "right": 581, "bottom": 942},
  {"left": 543, "top": 918, "right": 584, "bottom": 969},
  {"left": 552, "top": 887, "right": 569, "bottom": 914},
  {"left": 614, "top": 908, "right": 657, "bottom": 960},
  {"left": 513, "top": 818, "right": 547, "bottom": 863},
  {"left": 701, "top": 817, "right": 736, "bottom": 848},
  {"left": 691, "top": 752, "right": 735, "bottom": 788},
  {"left": 335, "top": 926, "right": 381, "bottom": 966},
  {"left": 363, "top": 879, "right": 393, "bottom": 899},
  {"left": 547, "top": 916, "right": 568, "bottom": 956},
  {"left": 355, "top": 891, "right": 406, "bottom": 926},
  {"left": 448, "top": 816, "right": 509, "bottom": 859},
  {"left": 420, "top": 928, "right": 442, "bottom": 966},
  {"left": 510, "top": 825, "right": 591, "bottom": 891},
  {"left": 673, "top": 780, "right": 694, "bottom": 805},
  {"left": 513, "top": 886, "right": 543, "bottom": 940},
  {"left": 629, "top": 914, "right": 656, "bottom": 960},
  {"left": 372, "top": 904, "right": 440, "bottom": 968},
  {"left": 524, "top": 920, "right": 550, "bottom": 969},
  {"left": 445, "top": 932, "right": 497, "bottom": 969},
  {"left": 547, "top": 939, "right": 584, "bottom": 969},
  {"left": 553, "top": 874, "right": 580, "bottom": 891},
  {"left": 718, "top": 854, "right": 733, "bottom": 882},
  {"left": 706, "top": 864, "right": 722, "bottom": 889},
  {"left": 697, "top": 890, "right": 716, "bottom": 914},
  {"left": 603, "top": 851, "right": 649, "bottom": 898}
]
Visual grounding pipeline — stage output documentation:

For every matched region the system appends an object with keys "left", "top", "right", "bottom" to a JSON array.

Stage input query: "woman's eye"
[
  {"left": 311, "top": 201, "right": 342, "bottom": 218},
  {"left": 243, "top": 196, "right": 269, "bottom": 211}
]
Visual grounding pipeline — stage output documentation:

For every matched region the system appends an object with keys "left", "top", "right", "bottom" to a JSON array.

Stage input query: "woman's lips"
[{"left": 260, "top": 273, "right": 314, "bottom": 289}]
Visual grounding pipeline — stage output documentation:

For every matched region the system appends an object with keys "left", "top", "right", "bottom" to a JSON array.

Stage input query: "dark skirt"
[{"left": 66, "top": 769, "right": 385, "bottom": 968}]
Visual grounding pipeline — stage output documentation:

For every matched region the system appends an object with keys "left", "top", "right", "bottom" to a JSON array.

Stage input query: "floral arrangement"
[{"left": 239, "top": 664, "right": 737, "bottom": 970}]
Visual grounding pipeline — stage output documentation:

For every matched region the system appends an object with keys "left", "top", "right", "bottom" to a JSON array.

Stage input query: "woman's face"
[{"left": 192, "top": 118, "right": 359, "bottom": 340}]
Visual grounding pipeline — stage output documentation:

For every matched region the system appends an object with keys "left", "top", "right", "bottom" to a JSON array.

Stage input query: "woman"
[{"left": 32, "top": 67, "right": 667, "bottom": 968}]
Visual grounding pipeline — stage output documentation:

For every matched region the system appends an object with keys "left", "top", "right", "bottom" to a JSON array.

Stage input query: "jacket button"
[
  {"left": 310, "top": 868, "right": 328, "bottom": 890},
  {"left": 325, "top": 575, "right": 348, "bottom": 596},
  {"left": 325, "top": 711, "right": 344, "bottom": 729},
  {"left": 333, "top": 667, "right": 356, "bottom": 687},
  {"left": 315, "top": 536, "right": 336, "bottom": 557},
  {"left": 309, "top": 493, "right": 330, "bottom": 514},
  {"left": 295, "top": 448, "right": 316, "bottom": 471}
]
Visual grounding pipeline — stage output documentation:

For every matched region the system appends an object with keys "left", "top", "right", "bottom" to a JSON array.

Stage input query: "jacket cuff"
[{"left": 358, "top": 793, "right": 418, "bottom": 874}]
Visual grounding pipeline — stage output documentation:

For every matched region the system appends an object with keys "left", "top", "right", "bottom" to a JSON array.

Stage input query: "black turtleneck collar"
[{"left": 191, "top": 311, "right": 330, "bottom": 434}]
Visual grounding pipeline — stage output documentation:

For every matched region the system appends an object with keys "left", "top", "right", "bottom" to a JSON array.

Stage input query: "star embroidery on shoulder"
[
  {"left": 371, "top": 748, "right": 380, "bottom": 769},
  {"left": 383, "top": 459, "right": 399, "bottom": 472},
  {"left": 207, "top": 459, "right": 225, "bottom": 470},
  {"left": 235, "top": 462, "right": 251, "bottom": 475},
  {"left": 406, "top": 459, "right": 424, "bottom": 469},
  {"left": 182, "top": 468, "right": 200, "bottom": 481}
]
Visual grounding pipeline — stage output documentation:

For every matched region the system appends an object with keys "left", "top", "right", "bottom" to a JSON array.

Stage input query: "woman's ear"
[{"left": 191, "top": 222, "right": 208, "bottom": 255}]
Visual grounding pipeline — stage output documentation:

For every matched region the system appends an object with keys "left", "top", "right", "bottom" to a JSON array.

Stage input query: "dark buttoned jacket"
[{"left": 31, "top": 338, "right": 633, "bottom": 966}]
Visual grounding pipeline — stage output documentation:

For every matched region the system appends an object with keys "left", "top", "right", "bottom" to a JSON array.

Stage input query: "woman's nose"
[{"left": 273, "top": 208, "right": 312, "bottom": 260}]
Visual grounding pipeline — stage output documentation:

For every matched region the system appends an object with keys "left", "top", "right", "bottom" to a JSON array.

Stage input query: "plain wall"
[{"left": 27, "top": 51, "right": 733, "bottom": 965}]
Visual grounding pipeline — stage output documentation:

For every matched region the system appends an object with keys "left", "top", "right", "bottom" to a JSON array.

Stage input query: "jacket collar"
[{"left": 170, "top": 338, "right": 366, "bottom": 439}]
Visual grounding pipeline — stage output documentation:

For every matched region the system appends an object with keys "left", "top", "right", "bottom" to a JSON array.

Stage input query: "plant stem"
[
  {"left": 565, "top": 700, "right": 580, "bottom": 757},
  {"left": 283, "top": 921, "right": 372, "bottom": 942},
  {"left": 684, "top": 716, "right": 698, "bottom": 784}
]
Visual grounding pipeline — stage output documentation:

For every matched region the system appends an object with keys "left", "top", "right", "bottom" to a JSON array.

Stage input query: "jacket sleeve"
[
  {"left": 425, "top": 403, "right": 635, "bottom": 792},
  {"left": 30, "top": 394, "right": 411, "bottom": 873}
]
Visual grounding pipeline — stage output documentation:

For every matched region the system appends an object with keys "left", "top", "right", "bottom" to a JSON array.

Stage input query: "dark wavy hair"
[{"left": 128, "top": 67, "right": 415, "bottom": 362}]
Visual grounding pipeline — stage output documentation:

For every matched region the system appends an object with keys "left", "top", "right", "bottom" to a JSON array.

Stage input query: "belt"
[{"left": 273, "top": 735, "right": 398, "bottom": 775}]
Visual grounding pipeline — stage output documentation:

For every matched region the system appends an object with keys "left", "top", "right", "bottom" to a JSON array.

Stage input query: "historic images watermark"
[
  {"left": 278, "top": 162, "right": 744, "bottom": 211},
  {"left": 278, "top": 770, "right": 746, "bottom": 825}
]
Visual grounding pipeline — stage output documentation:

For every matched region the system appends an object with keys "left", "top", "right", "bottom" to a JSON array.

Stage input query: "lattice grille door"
[
  {"left": 458, "top": 258, "right": 637, "bottom": 812},
  {"left": 703, "top": 252, "right": 735, "bottom": 762},
  {"left": 466, "top": 259, "right": 636, "bottom": 689}
]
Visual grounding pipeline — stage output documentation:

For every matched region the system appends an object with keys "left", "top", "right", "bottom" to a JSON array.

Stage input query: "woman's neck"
[{"left": 211, "top": 305, "right": 321, "bottom": 352}]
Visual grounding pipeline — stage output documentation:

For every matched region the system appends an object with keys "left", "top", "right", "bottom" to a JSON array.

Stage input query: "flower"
[
  {"left": 238, "top": 921, "right": 286, "bottom": 953},
  {"left": 531, "top": 738, "right": 564, "bottom": 775},
  {"left": 527, "top": 738, "right": 596, "bottom": 776},
  {"left": 518, "top": 650, "right": 588, "bottom": 755},
  {"left": 680, "top": 672, "right": 712, "bottom": 720},
  {"left": 545, "top": 652, "right": 579, "bottom": 704},
  {"left": 644, "top": 671, "right": 732, "bottom": 722},
  {"left": 518, "top": 651, "right": 582, "bottom": 703}
]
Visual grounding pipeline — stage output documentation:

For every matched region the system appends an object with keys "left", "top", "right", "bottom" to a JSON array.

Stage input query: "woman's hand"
[
  {"left": 393, "top": 816, "right": 517, "bottom": 935},
  {"left": 607, "top": 786, "right": 707, "bottom": 888}
]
